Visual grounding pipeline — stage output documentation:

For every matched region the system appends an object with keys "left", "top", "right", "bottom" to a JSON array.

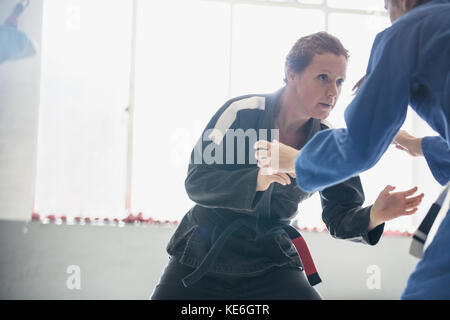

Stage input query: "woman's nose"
[{"left": 327, "top": 83, "right": 338, "bottom": 98}]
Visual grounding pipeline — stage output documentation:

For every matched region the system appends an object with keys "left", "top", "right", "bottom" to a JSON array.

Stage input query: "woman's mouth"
[{"left": 318, "top": 103, "right": 332, "bottom": 108}]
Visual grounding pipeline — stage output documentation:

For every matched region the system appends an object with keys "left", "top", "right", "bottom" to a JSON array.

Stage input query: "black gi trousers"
[{"left": 151, "top": 257, "right": 322, "bottom": 300}]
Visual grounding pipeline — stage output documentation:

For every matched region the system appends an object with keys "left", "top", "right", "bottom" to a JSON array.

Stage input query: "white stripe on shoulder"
[
  {"left": 321, "top": 119, "right": 334, "bottom": 129},
  {"left": 208, "top": 96, "right": 266, "bottom": 144}
]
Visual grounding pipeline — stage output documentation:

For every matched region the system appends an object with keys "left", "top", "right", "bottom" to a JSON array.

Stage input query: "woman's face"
[{"left": 287, "top": 52, "right": 347, "bottom": 121}]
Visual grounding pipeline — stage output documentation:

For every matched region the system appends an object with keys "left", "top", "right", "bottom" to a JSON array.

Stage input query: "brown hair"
[
  {"left": 352, "top": 75, "right": 366, "bottom": 94},
  {"left": 284, "top": 32, "right": 349, "bottom": 84}
]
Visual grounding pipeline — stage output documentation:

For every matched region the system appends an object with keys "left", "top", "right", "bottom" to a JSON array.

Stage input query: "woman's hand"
[
  {"left": 368, "top": 185, "right": 424, "bottom": 230},
  {"left": 393, "top": 130, "right": 423, "bottom": 157},
  {"left": 254, "top": 140, "right": 299, "bottom": 174},
  {"left": 256, "top": 168, "right": 296, "bottom": 191}
]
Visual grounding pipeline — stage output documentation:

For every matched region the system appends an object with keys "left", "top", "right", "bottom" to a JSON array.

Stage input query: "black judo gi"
[{"left": 167, "top": 87, "right": 385, "bottom": 287}]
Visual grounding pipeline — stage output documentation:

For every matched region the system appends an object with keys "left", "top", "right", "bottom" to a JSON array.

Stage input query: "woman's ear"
[{"left": 285, "top": 68, "right": 296, "bottom": 83}]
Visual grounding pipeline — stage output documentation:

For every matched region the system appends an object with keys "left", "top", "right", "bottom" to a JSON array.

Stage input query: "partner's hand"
[
  {"left": 256, "top": 168, "right": 296, "bottom": 191},
  {"left": 393, "top": 130, "right": 423, "bottom": 157},
  {"left": 254, "top": 140, "right": 299, "bottom": 174}
]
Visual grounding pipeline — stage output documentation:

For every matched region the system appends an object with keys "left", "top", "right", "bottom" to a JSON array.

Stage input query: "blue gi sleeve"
[
  {"left": 421, "top": 136, "right": 450, "bottom": 186},
  {"left": 295, "top": 29, "right": 414, "bottom": 193}
]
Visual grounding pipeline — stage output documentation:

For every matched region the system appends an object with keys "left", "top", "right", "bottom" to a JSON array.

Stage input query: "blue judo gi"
[{"left": 293, "top": 0, "right": 450, "bottom": 299}]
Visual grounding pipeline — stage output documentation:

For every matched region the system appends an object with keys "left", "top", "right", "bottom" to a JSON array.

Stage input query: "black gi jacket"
[{"left": 167, "top": 87, "right": 385, "bottom": 286}]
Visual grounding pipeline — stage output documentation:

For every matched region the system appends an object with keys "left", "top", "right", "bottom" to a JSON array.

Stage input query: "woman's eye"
[
  {"left": 337, "top": 79, "right": 345, "bottom": 86},
  {"left": 318, "top": 74, "right": 328, "bottom": 81}
]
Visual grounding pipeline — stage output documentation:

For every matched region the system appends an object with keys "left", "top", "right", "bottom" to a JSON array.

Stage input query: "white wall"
[{"left": 0, "top": 0, "right": 43, "bottom": 220}]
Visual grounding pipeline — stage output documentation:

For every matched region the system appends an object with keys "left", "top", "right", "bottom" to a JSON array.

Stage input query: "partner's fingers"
[
  {"left": 275, "top": 173, "right": 291, "bottom": 185},
  {"left": 267, "top": 173, "right": 291, "bottom": 186},
  {"left": 259, "top": 167, "right": 274, "bottom": 175},
  {"left": 254, "top": 140, "right": 271, "bottom": 151},
  {"left": 256, "top": 156, "right": 271, "bottom": 167},
  {"left": 255, "top": 149, "right": 271, "bottom": 160},
  {"left": 271, "top": 175, "right": 286, "bottom": 186},
  {"left": 395, "top": 144, "right": 408, "bottom": 151}
]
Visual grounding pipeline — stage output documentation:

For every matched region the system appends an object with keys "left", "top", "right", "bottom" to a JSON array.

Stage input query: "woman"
[{"left": 151, "top": 32, "right": 424, "bottom": 300}]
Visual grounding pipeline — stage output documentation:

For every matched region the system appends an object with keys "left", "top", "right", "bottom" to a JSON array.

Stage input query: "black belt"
[
  {"left": 181, "top": 218, "right": 321, "bottom": 287},
  {"left": 410, "top": 184, "right": 449, "bottom": 258}
]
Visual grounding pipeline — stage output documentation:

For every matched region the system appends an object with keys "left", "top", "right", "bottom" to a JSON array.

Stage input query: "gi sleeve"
[
  {"left": 295, "top": 29, "right": 415, "bottom": 193},
  {"left": 320, "top": 176, "right": 384, "bottom": 245},
  {"left": 422, "top": 136, "right": 450, "bottom": 186},
  {"left": 185, "top": 164, "right": 262, "bottom": 212}
]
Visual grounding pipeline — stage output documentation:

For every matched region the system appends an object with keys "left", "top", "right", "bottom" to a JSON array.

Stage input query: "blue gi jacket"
[
  {"left": 167, "top": 88, "right": 384, "bottom": 287},
  {"left": 294, "top": 0, "right": 450, "bottom": 192},
  {"left": 291, "top": 0, "right": 450, "bottom": 300}
]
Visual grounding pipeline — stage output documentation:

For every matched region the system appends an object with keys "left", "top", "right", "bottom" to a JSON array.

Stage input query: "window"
[
  {"left": 35, "top": 0, "right": 442, "bottom": 234},
  {"left": 36, "top": 0, "right": 132, "bottom": 220},
  {"left": 131, "top": 0, "right": 231, "bottom": 221},
  {"left": 230, "top": 5, "right": 324, "bottom": 96},
  {"left": 327, "top": 0, "right": 384, "bottom": 11}
]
